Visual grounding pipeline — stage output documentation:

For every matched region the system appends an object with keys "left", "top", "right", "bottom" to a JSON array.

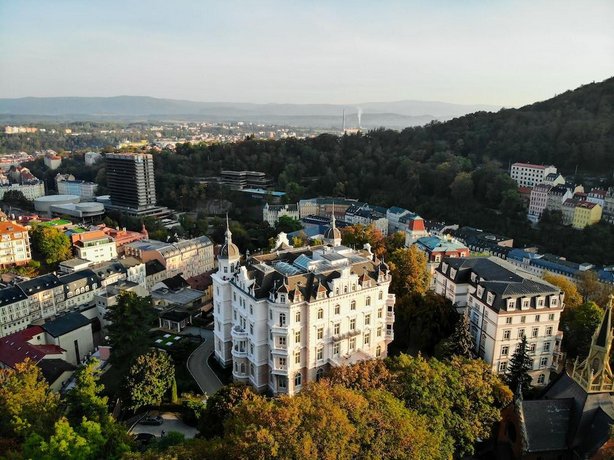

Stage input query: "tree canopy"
[{"left": 126, "top": 349, "right": 176, "bottom": 411}]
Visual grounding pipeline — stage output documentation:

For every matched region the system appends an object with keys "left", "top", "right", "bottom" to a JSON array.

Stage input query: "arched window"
[
  {"left": 316, "top": 368, "right": 324, "bottom": 382},
  {"left": 334, "top": 304, "right": 340, "bottom": 315},
  {"left": 366, "top": 296, "right": 371, "bottom": 306},
  {"left": 317, "top": 308, "right": 323, "bottom": 319},
  {"left": 344, "top": 286, "right": 348, "bottom": 294},
  {"left": 351, "top": 300, "right": 356, "bottom": 310},
  {"left": 240, "top": 363, "right": 246, "bottom": 374},
  {"left": 294, "top": 372, "right": 302, "bottom": 387},
  {"left": 376, "top": 345, "right": 382, "bottom": 357},
  {"left": 279, "top": 313, "right": 286, "bottom": 326},
  {"left": 537, "top": 374, "right": 545, "bottom": 384}
]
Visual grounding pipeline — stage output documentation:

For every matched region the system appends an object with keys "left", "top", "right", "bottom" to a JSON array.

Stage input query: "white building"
[
  {"left": 72, "top": 231, "right": 118, "bottom": 263},
  {"left": 84, "top": 151, "right": 103, "bottom": 166},
  {"left": 434, "top": 257, "right": 564, "bottom": 386},
  {"left": 0, "top": 183, "right": 45, "bottom": 201},
  {"left": 213, "top": 217, "right": 395, "bottom": 395},
  {"left": 510, "top": 163, "right": 558, "bottom": 188},
  {"left": 263, "top": 203, "right": 300, "bottom": 227}
]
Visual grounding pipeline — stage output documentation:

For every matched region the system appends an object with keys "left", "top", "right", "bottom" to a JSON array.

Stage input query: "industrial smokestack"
[{"left": 357, "top": 107, "right": 363, "bottom": 129}]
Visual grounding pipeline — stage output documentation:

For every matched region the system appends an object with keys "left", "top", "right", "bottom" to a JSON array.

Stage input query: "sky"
[{"left": 0, "top": 0, "right": 613, "bottom": 107}]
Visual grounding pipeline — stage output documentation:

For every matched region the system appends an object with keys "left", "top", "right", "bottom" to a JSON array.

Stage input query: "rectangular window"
[
  {"left": 335, "top": 304, "right": 340, "bottom": 315},
  {"left": 543, "top": 342, "right": 551, "bottom": 352},
  {"left": 503, "top": 330, "right": 511, "bottom": 340},
  {"left": 506, "top": 317, "right": 512, "bottom": 324},
  {"left": 549, "top": 314, "right": 555, "bottom": 321},
  {"left": 295, "top": 331, "right": 301, "bottom": 343},
  {"left": 529, "top": 343, "right": 536, "bottom": 354},
  {"left": 279, "top": 357, "right": 286, "bottom": 367},
  {"left": 532, "top": 327, "right": 539, "bottom": 338},
  {"left": 279, "top": 336, "right": 286, "bottom": 346},
  {"left": 365, "top": 314, "right": 371, "bottom": 326},
  {"left": 317, "top": 327, "right": 323, "bottom": 340},
  {"left": 378, "top": 308, "right": 383, "bottom": 319},
  {"left": 317, "top": 347, "right": 323, "bottom": 361},
  {"left": 540, "top": 357, "right": 548, "bottom": 368},
  {"left": 498, "top": 362, "right": 507, "bottom": 372},
  {"left": 518, "top": 329, "right": 525, "bottom": 338},
  {"left": 295, "top": 311, "right": 301, "bottom": 322},
  {"left": 333, "top": 343, "right": 340, "bottom": 355},
  {"left": 501, "top": 346, "right": 509, "bottom": 356},
  {"left": 377, "top": 327, "right": 382, "bottom": 337},
  {"left": 349, "top": 337, "right": 356, "bottom": 351},
  {"left": 535, "top": 314, "right": 540, "bottom": 322},
  {"left": 350, "top": 319, "right": 356, "bottom": 331},
  {"left": 364, "top": 333, "right": 370, "bottom": 346},
  {"left": 295, "top": 351, "right": 301, "bottom": 364},
  {"left": 334, "top": 323, "right": 340, "bottom": 335},
  {"left": 521, "top": 316, "right": 526, "bottom": 323}
]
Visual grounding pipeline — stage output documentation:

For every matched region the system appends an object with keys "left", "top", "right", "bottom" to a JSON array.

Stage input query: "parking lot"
[{"left": 130, "top": 412, "right": 198, "bottom": 439}]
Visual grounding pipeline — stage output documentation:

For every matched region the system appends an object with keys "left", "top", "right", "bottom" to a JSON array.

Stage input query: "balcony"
[
  {"left": 386, "top": 294, "right": 396, "bottom": 308},
  {"left": 231, "top": 324, "right": 248, "bottom": 340}
]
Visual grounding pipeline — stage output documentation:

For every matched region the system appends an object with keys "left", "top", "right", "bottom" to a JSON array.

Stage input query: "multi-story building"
[
  {"left": 510, "top": 163, "right": 557, "bottom": 188},
  {"left": 105, "top": 152, "right": 169, "bottom": 218},
  {"left": 587, "top": 188, "right": 607, "bottom": 208},
  {"left": 0, "top": 217, "right": 31, "bottom": 268},
  {"left": 434, "top": 257, "right": 564, "bottom": 386},
  {"left": 561, "top": 198, "right": 578, "bottom": 225},
  {"left": 0, "top": 182, "right": 45, "bottom": 201},
  {"left": 544, "top": 185, "right": 572, "bottom": 215},
  {"left": 404, "top": 215, "right": 429, "bottom": 246},
  {"left": 603, "top": 188, "right": 614, "bottom": 224},
  {"left": 213, "top": 217, "right": 395, "bottom": 395},
  {"left": 386, "top": 207, "right": 414, "bottom": 234},
  {"left": 571, "top": 201, "right": 602, "bottom": 229},
  {"left": 220, "top": 170, "right": 272, "bottom": 190},
  {"left": 262, "top": 203, "right": 300, "bottom": 227},
  {"left": 56, "top": 176, "right": 98, "bottom": 201},
  {"left": 542, "top": 172, "right": 565, "bottom": 187},
  {"left": 344, "top": 204, "right": 389, "bottom": 236},
  {"left": 297, "top": 197, "right": 360, "bottom": 220},
  {"left": 125, "top": 236, "right": 214, "bottom": 280},
  {"left": 84, "top": 151, "right": 103, "bottom": 166},
  {"left": 528, "top": 184, "right": 552, "bottom": 222},
  {"left": 44, "top": 154, "right": 62, "bottom": 170},
  {"left": 71, "top": 230, "right": 118, "bottom": 263}
]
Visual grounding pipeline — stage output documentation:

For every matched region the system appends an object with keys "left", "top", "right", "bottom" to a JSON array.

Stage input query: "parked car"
[
  {"left": 134, "top": 432, "right": 156, "bottom": 451},
  {"left": 140, "top": 415, "right": 164, "bottom": 426}
]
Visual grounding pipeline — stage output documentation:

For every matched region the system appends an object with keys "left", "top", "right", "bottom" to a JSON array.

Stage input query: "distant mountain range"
[{"left": 0, "top": 96, "right": 501, "bottom": 128}]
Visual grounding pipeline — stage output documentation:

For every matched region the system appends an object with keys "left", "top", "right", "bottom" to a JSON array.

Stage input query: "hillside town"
[{"left": 0, "top": 143, "right": 610, "bottom": 459}]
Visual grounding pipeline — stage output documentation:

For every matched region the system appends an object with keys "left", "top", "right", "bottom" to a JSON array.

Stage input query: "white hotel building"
[
  {"left": 434, "top": 257, "right": 564, "bottom": 386},
  {"left": 510, "top": 162, "right": 557, "bottom": 188},
  {"left": 213, "top": 217, "right": 395, "bottom": 395}
]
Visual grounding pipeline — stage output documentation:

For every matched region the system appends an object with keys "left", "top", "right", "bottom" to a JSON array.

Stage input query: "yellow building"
[{"left": 572, "top": 202, "right": 602, "bottom": 229}]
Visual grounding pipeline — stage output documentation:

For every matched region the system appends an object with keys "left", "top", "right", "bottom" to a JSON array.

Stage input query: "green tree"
[
  {"left": 66, "top": 359, "right": 108, "bottom": 424},
  {"left": 439, "top": 313, "right": 474, "bottom": 359},
  {"left": 561, "top": 301, "right": 604, "bottom": 359},
  {"left": 126, "top": 349, "right": 175, "bottom": 411},
  {"left": 0, "top": 359, "right": 60, "bottom": 441},
  {"left": 505, "top": 335, "right": 533, "bottom": 395},
  {"left": 105, "top": 291, "right": 156, "bottom": 374},
  {"left": 30, "top": 225, "right": 72, "bottom": 265},
  {"left": 326, "top": 359, "right": 393, "bottom": 391},
  {"left": 198, "top": 383, "right": 258, "bottom": 439},
  {"left": 389, "top": 353, "right": 511, "bottom": 458},
  {"left": 388, "top": 246, "right": 430, "bottom": 296},
  {"left": 341, "top": 224, "right": 386, "bottom": 258},
  {"left": 23, "top": 417, "right": 107, "bottom": 460},
  {"left": 275, "top": 215, "right": 303, "bottom": 234},
  {"left": 543, "top": 271, "right": 582, "bottom": 309}
]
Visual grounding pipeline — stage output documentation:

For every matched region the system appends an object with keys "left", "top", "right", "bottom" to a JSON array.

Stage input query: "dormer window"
[
  {"left": 550, "top": 296, "right": 558, "bottom": 307},
  {"left": 477, "top": 286, "right": 484, "bottom": 298},
  {"left": 507, "top": 299, "right": 515, "bottom": 311},
  {"left": 521, "top": 298, "right": 530, "bottom": 310},
  {"left": 486, "top": 292, "right": 494, "bottom": 306},
  {"left": 280, "top": 295, "right": 285, "bottom": 303},
  {"left": 450, "top": 269, "right": 457, "bottom": 279},
  {"left": 471, "top": 273, "right": 477, "bottom": 283},
  {"left": 442, "top": 262, "right": 448, "bottom": 273},
  {"left": 536, "top": 297, "right": 544, "bottom": 308}
]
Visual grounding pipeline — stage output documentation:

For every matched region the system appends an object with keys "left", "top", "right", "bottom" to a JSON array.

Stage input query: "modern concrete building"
[
  {"left": 56, "top": 177, "right": 98, "bottom": 201},
  {"left": 213, "top": 217, "right": 395, "bottom": 395},
  {"left": 106, "top": 152, "right": 156, "bottom": 209}
]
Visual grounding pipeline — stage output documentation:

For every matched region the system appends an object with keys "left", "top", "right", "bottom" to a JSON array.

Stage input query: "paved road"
[
  {"left": 186, "top": 329, "right": 223, "bottom": 396},
  {"left": 131, "top": 412, "right": 198, "bottom": 438}
]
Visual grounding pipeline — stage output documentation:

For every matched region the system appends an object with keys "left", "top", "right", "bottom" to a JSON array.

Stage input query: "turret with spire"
[
  {"left": 571, "top": 295, "right": 614, "bottom": 393},
  {"left": 324, "top": 202, "right": 342, "bottom": 247},
  {"left": 218, "top": 214, "right": 240, "bottom": 275}
]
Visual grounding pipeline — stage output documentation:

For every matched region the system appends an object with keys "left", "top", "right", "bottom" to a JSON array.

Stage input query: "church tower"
[
  {"left": 213, "top": 215, "right": 241, "bottom": 367},
  {"left": 571, "top": 295, "right": 614, "bottom": 393}
]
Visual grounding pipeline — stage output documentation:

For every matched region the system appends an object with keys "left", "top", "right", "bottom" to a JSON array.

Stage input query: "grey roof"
[
  {"left": 18, "top": 274, "right": 62, "bottom": 295},
  {"left": 0, "top": 286, "right": 27, "bottom": 307},
  {"left": 146, "top": 259, "right": 166, "bottom": 276},
  {"left": 38, "top": 358, "right": 76, "bottom": 384},
  {"left": 41, "top": 312, "right": 91, "bottom": 337},
  {"left": 59, "top": 258, "right": 91, "bottom": 268},
  {"left": 58, "top": 269, "right": 100, "bottom": 290},
  {"left": 160, "top": 310, "right": 192, "bottom": 322},
  {"left": 521, "top": 399, "right": 573, "bottom": 452},
  {"left": 543, "top": 373, "right": 614, "bottom": 455}
]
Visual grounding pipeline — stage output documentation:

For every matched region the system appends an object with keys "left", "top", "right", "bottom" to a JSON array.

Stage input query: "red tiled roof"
[
  {"left": 512, "top": 162, "right": 549, "bottom": 169},
  {"left": 0, "top": 326, "right": 65, "bottom": 368}
]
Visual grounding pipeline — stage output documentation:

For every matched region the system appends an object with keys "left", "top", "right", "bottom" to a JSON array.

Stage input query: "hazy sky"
[{"left": 1, "top": 0, "right": 613, "bottom": 106}]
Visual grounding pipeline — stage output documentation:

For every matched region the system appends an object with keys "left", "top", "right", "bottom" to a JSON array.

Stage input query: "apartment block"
[
  {"left": 0, "top": 218, "right": 31, "bottom": 268},
  {"left": 510, "top": 163, "right": 557, "bottom": 188}
]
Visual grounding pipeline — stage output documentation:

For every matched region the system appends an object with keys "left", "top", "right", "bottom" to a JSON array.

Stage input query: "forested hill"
[
  {"left": 424, "top": 76, "right": 614, "bottom": 174},
  {"left": 156, "top": 77, "right": 614, "bottom": 265}
]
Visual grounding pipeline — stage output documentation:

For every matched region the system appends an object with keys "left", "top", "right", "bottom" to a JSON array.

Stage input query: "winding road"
[{"left": 186, "top": 329, "right": 223, "bottom": 395}]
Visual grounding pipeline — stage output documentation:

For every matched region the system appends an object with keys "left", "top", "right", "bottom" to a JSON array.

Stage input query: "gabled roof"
[
  {"left": 0, "top": 285, "right": 27, "bottom": 307},
  {"left": 38, "top": 358, "right": 76, "bottom": 385},
  {"left": 0, "top": 326, "right": 65, "bottom": 368}
]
